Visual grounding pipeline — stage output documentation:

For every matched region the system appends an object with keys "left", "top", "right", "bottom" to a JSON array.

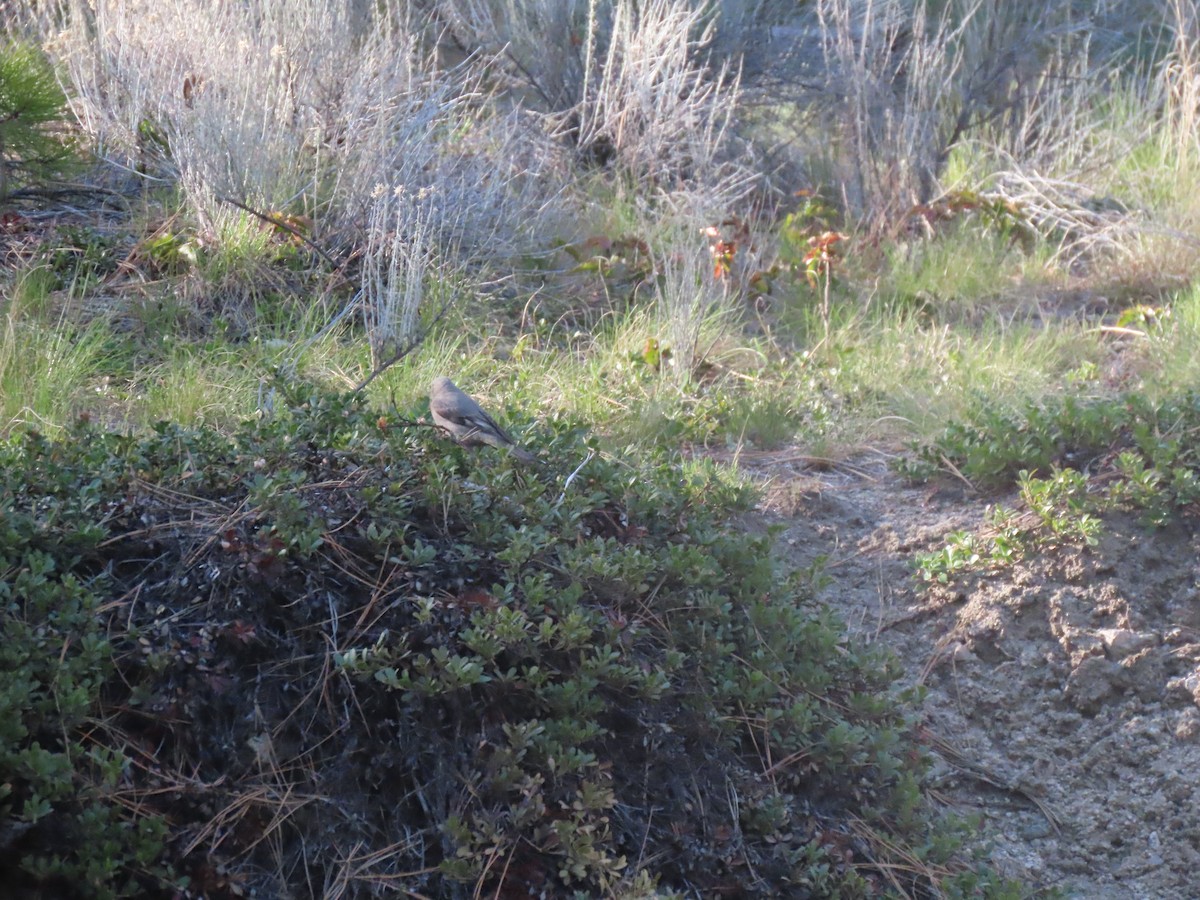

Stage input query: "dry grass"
[{"left": 43, "top": 0, "right": 566, "bottom": 258}]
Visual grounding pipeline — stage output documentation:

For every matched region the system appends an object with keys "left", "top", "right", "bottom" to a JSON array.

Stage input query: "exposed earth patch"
[{"left": 736, "top": 451, "right": 1200, "bottom": 899}]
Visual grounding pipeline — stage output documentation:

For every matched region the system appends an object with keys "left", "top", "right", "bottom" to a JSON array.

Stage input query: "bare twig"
[
  {"left": 352, "top": 295, "right": 456, "bottom": 395},
  {"left": 554, "top": 449, "right": 596, "bottom": 508},
  {"left": 219, "top": 195, "right": 343, "bottom": 271}
]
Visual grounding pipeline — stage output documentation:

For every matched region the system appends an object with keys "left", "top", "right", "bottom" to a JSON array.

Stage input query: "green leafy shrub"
[
  {"left": 916, "top": 469, "right": 1100, "bottom": 584},
  {"left": 906, "top": 391, "right": 1200, "bottom": 591},
  {"left": 0, "top": 430, "right": 174, "bottom": 897},
  {"left": 901, "top": 390, "right": 1200, "bottom": 524},
  {"left": 0, "top": 383, "right": 1016, "bottom": 896},
  {"left": 896, "top": 394, "right": 1129, "bottom": 489}
]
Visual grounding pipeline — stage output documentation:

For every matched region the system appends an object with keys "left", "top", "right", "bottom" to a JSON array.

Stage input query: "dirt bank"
[{"left": 740, "top": 451, "right": 1200, "bottom": 899}]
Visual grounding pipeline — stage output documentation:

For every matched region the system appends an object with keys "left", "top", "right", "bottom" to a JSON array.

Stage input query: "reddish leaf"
[{"left": 224, "top": 620, "right": 257, "bottom": 645}]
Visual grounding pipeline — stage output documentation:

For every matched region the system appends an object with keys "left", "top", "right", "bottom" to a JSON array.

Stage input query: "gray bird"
[{"left": 429, "top": 376, "right": 536, "bottom": 464}]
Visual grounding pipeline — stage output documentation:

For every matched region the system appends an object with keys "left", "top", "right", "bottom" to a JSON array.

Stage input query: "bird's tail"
[{"left": 509, "top": 446, "right": 538, "bottom": 465}]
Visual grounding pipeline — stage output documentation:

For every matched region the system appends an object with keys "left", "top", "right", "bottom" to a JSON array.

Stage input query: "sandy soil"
[{"left": 736, "top": 451, "right": 1200, "bottom": 899}]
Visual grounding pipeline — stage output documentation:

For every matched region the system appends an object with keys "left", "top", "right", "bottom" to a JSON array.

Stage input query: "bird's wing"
[
  {"left": 430, "top": 390, "right": 475, "bottom": 424},
  {"left": 468, "top": 408, "right": 515, "bottom": 444},
  {"left": 432, "top": 391, "right": 515, "bottom": 445}
]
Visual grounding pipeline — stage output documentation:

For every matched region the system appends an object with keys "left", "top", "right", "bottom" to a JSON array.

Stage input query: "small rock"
[
  {"left": 1019, "top": 819, "right": 1053, "bottom": 840},
  {"left": 1166, "top": 670, "right": 1200, "bottom": 707},
  {"left": 1059, "top": 626, "right": 1104, "bottom": 662},
  {"left": 1175, "top": 707, "right": 1200, "bottom": 740},
  {"left": 954, "top": 641, "right": 977, "bottom": 662},
  {"left": 1097, "top": 628, "right": 1159, "bottom": 660},
  {"left": 1164, "top": 626, "right": 1189, "bottom": 645},
  {"left": 937, "top": 640, "right": 976, "bottom": 666},
  {"left": 1064, "top": 656, "right": 1123, "bottom": 713}
]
